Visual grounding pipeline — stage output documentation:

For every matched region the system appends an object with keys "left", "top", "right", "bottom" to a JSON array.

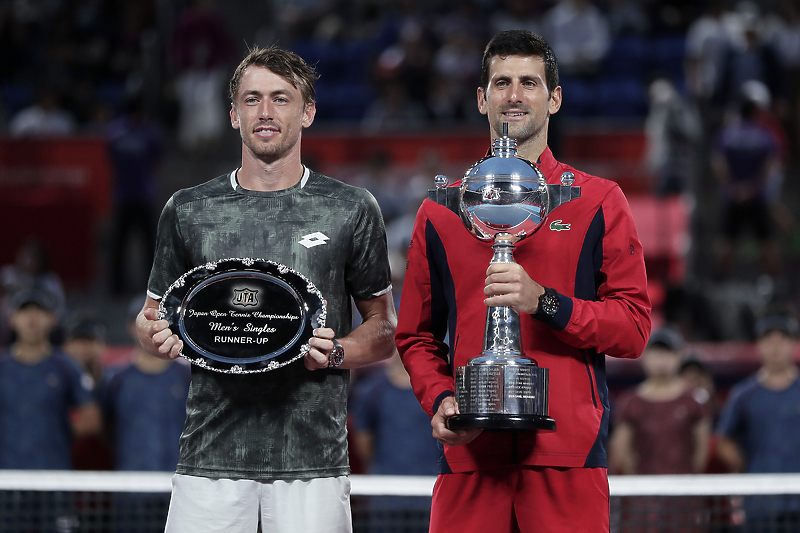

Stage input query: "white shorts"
[{"left": 164, "top": 474, "right": 352, "bottom": 533}]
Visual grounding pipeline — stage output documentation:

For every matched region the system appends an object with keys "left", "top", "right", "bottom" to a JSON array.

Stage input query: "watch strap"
[{"left": 534, "top": 287, "right": 559, "bottom": 321}]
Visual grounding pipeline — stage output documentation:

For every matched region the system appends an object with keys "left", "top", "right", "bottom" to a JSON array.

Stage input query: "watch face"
[
  {"left": 541, "top": 291, "right": 559, "bottom": 316},
  {"left": 329, "top": 341, "right": 345, "bottom": 367}
]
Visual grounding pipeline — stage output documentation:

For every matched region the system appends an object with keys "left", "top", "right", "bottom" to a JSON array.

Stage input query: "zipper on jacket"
[
  {"left": 450, "top": 334, "right": 459, "bottom": 370},
  {"left": 582, "top": 349, "right": 598, "bottom": 408}
]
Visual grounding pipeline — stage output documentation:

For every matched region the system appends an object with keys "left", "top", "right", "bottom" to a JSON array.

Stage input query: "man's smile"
[{"left": 254, "top": 123, "right": 280, "bottom": 137}]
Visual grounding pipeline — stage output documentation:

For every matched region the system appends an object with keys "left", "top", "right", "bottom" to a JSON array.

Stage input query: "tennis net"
[{"left": 1, "top": 471, "right": 799, "bottom": 532}]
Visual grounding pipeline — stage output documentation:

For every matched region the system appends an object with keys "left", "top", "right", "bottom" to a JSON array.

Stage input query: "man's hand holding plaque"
[
  {"left": 140, "top": 305, "right": 184, "bottom": 360},
  {"left": 155, "top": 258, "right": 328, "bottom": 374},
  {"left": 305, "top": 327, "right": 342, "bottom": 370}
]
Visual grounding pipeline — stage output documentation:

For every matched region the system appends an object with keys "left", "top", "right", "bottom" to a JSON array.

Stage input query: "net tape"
[{"left": 2, "top": 472, "right": 800, "bottom": 496}]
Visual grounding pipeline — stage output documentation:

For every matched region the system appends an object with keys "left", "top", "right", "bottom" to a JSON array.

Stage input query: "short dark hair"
[
  {"left": 480, "top": 30, "right": 559, "bottom": 95},
  {"left": 229, "top": 45, "right": 319, "bottom": 106}
]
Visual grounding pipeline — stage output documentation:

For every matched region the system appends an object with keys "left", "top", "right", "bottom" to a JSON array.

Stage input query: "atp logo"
[
  {"left": 549, "top": 220, "right": 571, "bottom": 231},
  {"left": 232, "top": 288, "right": 259, "bottom": 307},
  {"left": 299, "top": 232, "right": 330, "bottom": 249}
]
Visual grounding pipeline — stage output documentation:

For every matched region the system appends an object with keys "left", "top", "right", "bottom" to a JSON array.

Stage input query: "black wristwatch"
[
  {"left": 328, "top": 339, "right": 345, "bottom": 368},
  {"left": 534, "top": 287, "right": 559, "bottom": 321}
]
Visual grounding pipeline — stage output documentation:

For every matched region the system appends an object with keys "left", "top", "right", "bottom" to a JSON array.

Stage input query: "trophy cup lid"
[{"left": 459, "top": 123, "right": 549, "bottom": 241}]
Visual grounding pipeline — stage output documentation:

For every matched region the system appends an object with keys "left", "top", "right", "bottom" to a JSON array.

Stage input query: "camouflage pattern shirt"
[{"left": 147, "top": 167, "right": 392, "bottom": 480}]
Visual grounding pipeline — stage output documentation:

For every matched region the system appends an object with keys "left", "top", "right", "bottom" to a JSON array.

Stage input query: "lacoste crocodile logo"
[{"left": 549, "top": 220, "right": 571, "bottom": 231}]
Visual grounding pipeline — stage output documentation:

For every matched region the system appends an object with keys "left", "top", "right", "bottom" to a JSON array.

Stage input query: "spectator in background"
[
  {"left": 0, "top": 289, "right": 102, "bottom": 533},
  {"left": 679, "top": 356, "right": 720, "bottom": 421},
  {"left": 62, "top": 315, "right": 107, "bottom": 387},
  {"left": 540, "top": 0, "right": 610, "bottom": 155},
  {"left": 678, "top": 356, "right": 732, "bottom": 475},
  {"left": 170, "top": 0, "right": 237, "bottom": 152},
  {"left": 351, "top": 354, "right": 440, "bottom": 533},
  {"left": 716, "top": 311, "right": 800, "bottom": 529},
  {"left": 718, "top": 4, "right": 786, "bottom": 114},
  {"left": 430, "top": 20, "right": 483, "bottom": 125},
  {"left": 385, "top": 149, "right": 442, "bottom": 258},
  {"left": 490, "top": 0, "right": 544, "bottom": 36},
  {"left": 0, "top": 237, "right": 66, "bottom": 344},
  {"left": 104, "top": 296, "right": 190, "bottom": 472},
  {"left": 63, "top": 315, "right": 115, "bottom": 472},
  {"left": 685, "top": 0, "right": 731, "bottom": 132},
  {"left": 764, "top": 0, "right": 800, "bottom": 154},
  {"left": 361, "top": 81, "right": 428, "bottom": 133},
  {"left": 102, "top": 297, "right": 190, "bottom": 532},
  {"left": 712, "top": 96, "right": 781, "bottom": 278},
  {"left": 351, "top": 354, "right": 440, "bottom": 477},
  {"left": 605, "top": 0, "right": 650, "bottom": 37},
  {"left": 373, "top": 18, "right": 433, "bottom": 114},
  {"left": 740, "top": 79, "right": 797, "bottom": 239},
  {"left": 609, "top": 328, "right": 711, "bottom": 476},
  {"left": 351, "top": 150, "right": 406, "bottom": 224},
  {"left": 106, "top": 95, "right": 164, "bottom": 296},
  {"left": 9, "top": 87, "right": 76, "bottom": 137},
  {"left": 0, "top": 288, "right": 101, "bottom": 470},
  {"left": 540, "top": 0, "right": 610, "bottom": 79},
  {"left": 645, "top": 77, "right": 703, "bottom": 197},
  {"left": 609, "top": 329, "right": 711, "bottom": 532}
]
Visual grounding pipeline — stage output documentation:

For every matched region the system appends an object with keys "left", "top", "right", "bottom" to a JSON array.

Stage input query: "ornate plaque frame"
[{"left": 158, "top": 258, "right": 326, "bottom": 374}]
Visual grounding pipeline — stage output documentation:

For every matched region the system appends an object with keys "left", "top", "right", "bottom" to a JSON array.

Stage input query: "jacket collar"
[{"left": 536, "top": 146, "right": 561, "bottom": 183}]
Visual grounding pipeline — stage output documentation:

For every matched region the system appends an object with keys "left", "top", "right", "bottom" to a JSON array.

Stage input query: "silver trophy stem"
[{"left": 480, "top": 234, "right": 524, "bottom": 360}]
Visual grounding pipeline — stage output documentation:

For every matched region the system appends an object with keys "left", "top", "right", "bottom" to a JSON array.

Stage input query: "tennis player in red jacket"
[{"left": 396, "top": 30, "right": 651, "bottom": 533}]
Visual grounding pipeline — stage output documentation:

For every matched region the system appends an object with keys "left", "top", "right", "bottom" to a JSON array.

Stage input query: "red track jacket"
[{"left": 396, "top": 147, "right": 651, "bottom": 473}]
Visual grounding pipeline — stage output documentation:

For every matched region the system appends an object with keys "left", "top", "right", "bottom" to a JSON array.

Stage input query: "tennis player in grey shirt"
[{"left": 136, "top": 45, "right": 397, "bottom": 533}]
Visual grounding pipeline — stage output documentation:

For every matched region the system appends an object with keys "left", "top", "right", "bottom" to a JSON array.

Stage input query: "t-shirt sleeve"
[
  {"left": 345, "top": 190, "right": 392, "bottom": 301},
  {"left": 147, "top": 195, "right": 191, "bottom": 299},
  {"left": 350, "top": 378, "right": 380, "bottom": 433},
  {"left": 716, "top": 385, "right": 746, "bottom": 439},
  {"left": 615, "top": 392, "right": 637, "bottom": 426}
]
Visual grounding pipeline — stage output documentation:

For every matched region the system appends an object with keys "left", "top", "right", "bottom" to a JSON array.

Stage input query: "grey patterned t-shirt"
[{"left": 147, "top": 168, "right": 392, "bottom": 480}]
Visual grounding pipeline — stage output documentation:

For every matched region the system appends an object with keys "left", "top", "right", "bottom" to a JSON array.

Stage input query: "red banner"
[{"left": 0, "top": 137, "right": 111, "bottom": 286}]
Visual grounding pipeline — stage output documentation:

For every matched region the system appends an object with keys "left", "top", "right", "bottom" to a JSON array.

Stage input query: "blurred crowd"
[
  {"left": 0, "top": 0, "right": 798, "bottom": 136},
  {"left": 0, "top": 4, "right": 799, "bottom": 530}
]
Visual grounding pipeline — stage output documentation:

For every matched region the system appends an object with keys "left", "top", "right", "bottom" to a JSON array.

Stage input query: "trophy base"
[{"left": 446, "top": 413, "right": 556, "bottom": 432}]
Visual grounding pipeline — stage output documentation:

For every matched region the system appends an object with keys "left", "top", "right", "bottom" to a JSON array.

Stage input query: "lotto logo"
[{"left": 299, "top": 232, "right": 330, "bottom": 248}]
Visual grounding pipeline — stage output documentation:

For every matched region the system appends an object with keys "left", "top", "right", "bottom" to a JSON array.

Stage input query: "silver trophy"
[{"left": 429, "top": 124, "right": 580, "bottom": 431}]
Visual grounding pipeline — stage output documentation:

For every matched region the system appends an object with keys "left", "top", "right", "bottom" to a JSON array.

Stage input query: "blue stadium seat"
[
  {"left": 339, "top": 41, "right": 372, "bottom": 82},
  {"left": 310, "top": 79, "right": 336, "bottom": 122},
  {"left": 96, "top": 82, "right": 127, "bottom": 114},
  {"left": 290, "top": 40, "right": 337, "bottom": 82},
  {"left": 1, "top": 82, "right": 33, "bottom": 116},
  {"left": 595, "top": 76, "right": 648, "bottom": 117},
  {"left": 330, "top": 82, "right": 373, "bottom": 122},
  {"left": 559, "top": 76, "right": 596, "bottom": 117},
  {"left": 603, "top": 35, "right": 653, "bottom": 78},
  {"left": 652, "top": 34, "right": 687, "bottom": 88}
]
